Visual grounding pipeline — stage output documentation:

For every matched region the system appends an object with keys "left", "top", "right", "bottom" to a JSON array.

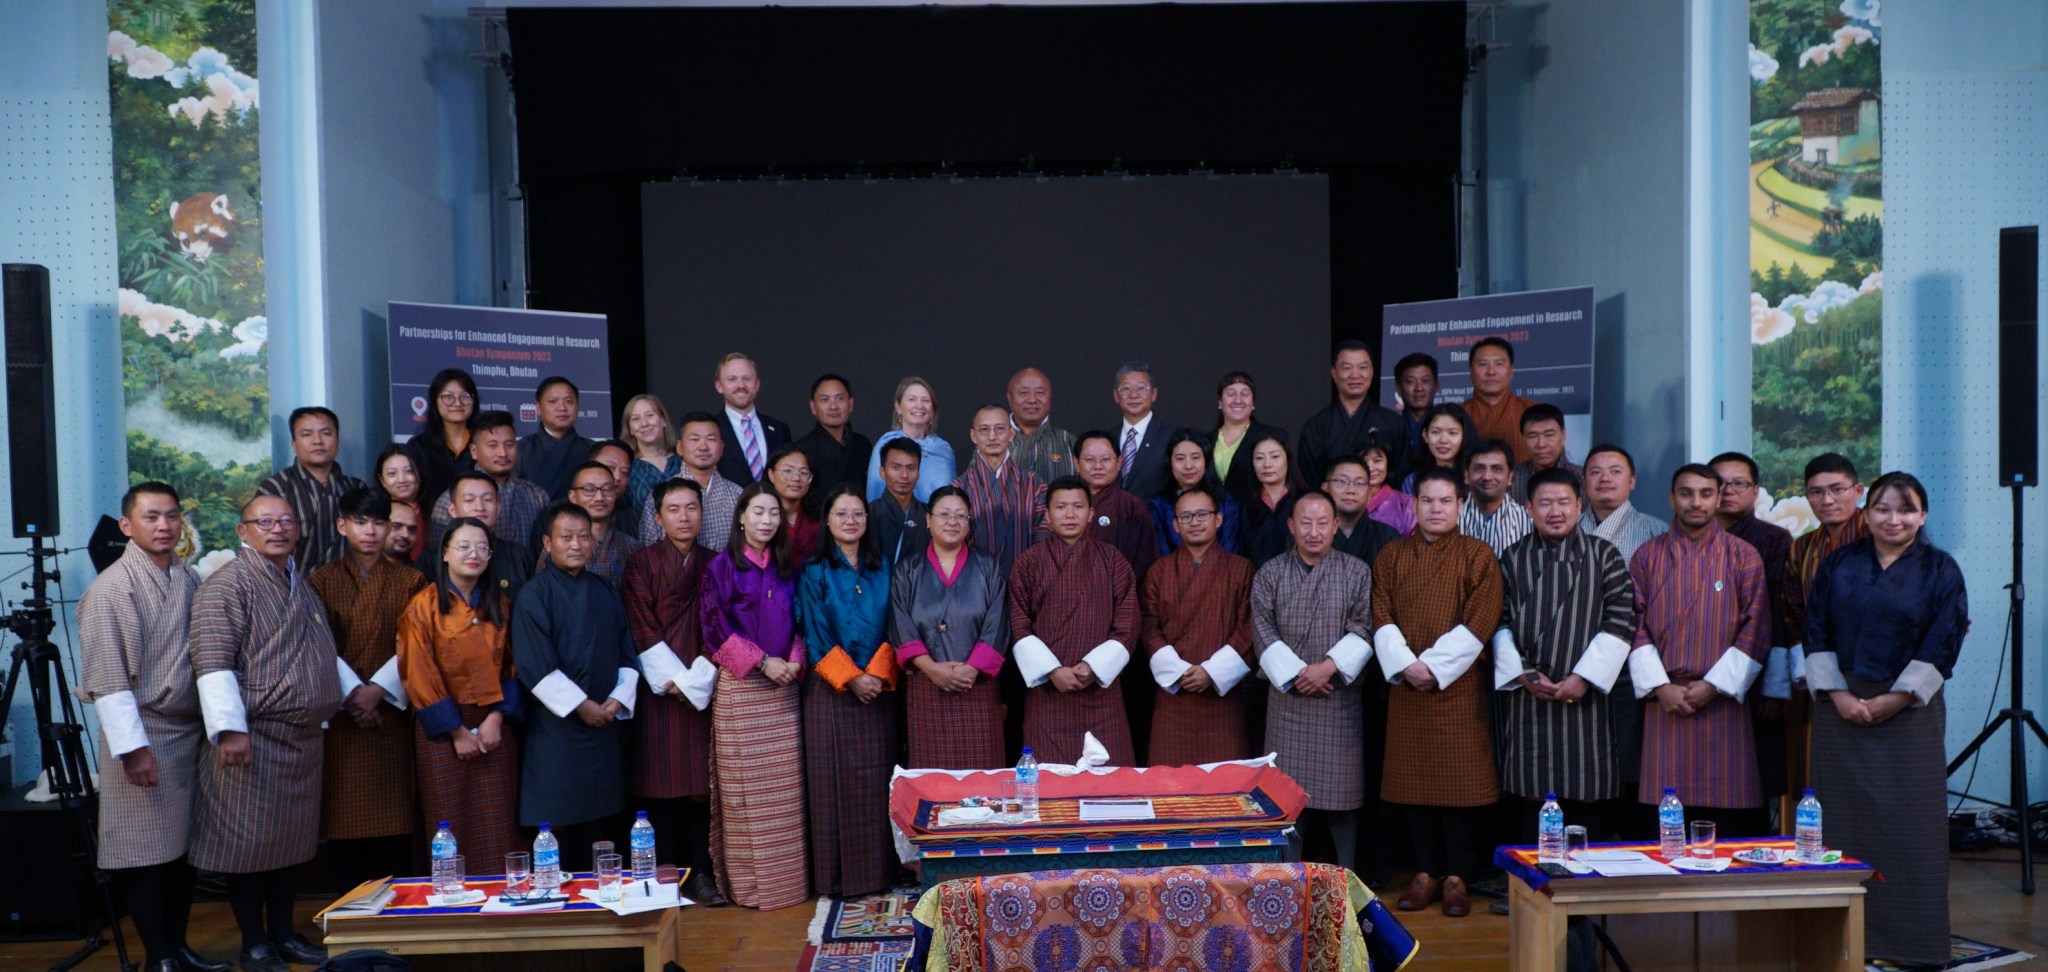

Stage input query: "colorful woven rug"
[
  {"left": 1866, "top": 935, "right": 2035, "bottom": 971},
  {"left": 799, "top": 887, "right": 921, "bottom": 972}
]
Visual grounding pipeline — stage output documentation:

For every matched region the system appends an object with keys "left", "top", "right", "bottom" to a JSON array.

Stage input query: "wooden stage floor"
[{"left": 4, "top": 852, "right": 2041, "bottom": 971}]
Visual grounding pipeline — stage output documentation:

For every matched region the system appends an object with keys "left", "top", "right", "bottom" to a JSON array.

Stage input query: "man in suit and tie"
[
  {"left": 711, "top": 352, "right": 789, "bottom": 486},
  {"left": 1112, "top": 361, "right": 1177, "bottom": 501}
]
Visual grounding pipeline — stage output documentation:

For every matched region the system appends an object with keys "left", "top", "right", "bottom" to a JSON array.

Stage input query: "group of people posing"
[{"left": 80, "top": 337, "right": 1968, "bottom": 972}]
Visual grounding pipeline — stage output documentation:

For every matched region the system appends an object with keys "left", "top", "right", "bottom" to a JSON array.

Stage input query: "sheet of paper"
[
  {"left": 1077, "top": 799, "right": 1156, "bottom": 822},
  {"left": 1588, "top": 858, "right": 1680, "bottom": 877},
  {"left": 577, "top": 881, "right": 690, "bottom": 915}
]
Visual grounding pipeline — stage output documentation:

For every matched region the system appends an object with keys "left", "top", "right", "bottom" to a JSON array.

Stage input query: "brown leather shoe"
[
  {"left": 1441, "top": 875, "right": 1470, "bottom": 917},
  {"left": 1395, "top": 873, "right": 1440, "bottom": 911}
]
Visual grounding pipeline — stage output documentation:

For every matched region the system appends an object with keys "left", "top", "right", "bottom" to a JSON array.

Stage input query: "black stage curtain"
[{"left": 508, "top": 2, "right": 1466, "bottom": 409}]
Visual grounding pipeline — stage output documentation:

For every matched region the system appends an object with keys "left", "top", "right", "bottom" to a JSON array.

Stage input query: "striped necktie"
[
  {"left": 1121, "top": 426, "right": 1138, "bottom": 481},
  {"left": 741, "top": 414, "right": 764, "bottom": 479}
]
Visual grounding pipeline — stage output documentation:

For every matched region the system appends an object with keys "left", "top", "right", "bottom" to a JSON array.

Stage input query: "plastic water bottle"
[
  {"left": 1537, "top": 794, "right": 1566, "bottom": 863},
  {"left": 533, "top": 823, "right": 562, "bottom": 892},
  {"left": 1015, "top": 747, "right": 1040, "bottom": 819},
  {"left": 1658, "top": 787, "right": 1686, "bottom": 860},
  {"left": 1795, "top": 788, "right": 1824, "bottom": 861},
  {"left": 430, "top": 821, "right": 460, "bottom": 892},
  {"left": 630, "top": 810, "right": 658, "bottom": 881}
]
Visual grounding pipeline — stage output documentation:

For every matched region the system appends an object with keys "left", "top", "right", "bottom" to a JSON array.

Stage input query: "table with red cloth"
[
  {"left": 316, "top": 870, "right": 689, "bottom": 972},
  {"left": 1496, "top": 839, "right": 1875, "bottom": 971},
  {"left": 892, "top": 761, "right": 1307, "bottom": 886}
]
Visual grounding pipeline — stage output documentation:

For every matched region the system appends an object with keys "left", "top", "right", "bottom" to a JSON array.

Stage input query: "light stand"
[
  {"left": 0, "top": 537, "right": 135, "bottom": 970},
  {"left": 1946, "top": 482, "right": 2048, "bottom": 894}
]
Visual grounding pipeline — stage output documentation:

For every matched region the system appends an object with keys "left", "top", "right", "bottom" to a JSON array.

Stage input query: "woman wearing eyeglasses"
[
  {"left": 396, "top": 518, "right": 523, "bottom": 870},
  {"left": 890, "top": 486, "right": 1009, "bottom": 769},
  {"left": 408, "top": 369, "right": 480, "bottom": 511},
  {"left": 796, "top": 485, "right": 899, "bottom": 898},
  {"left": 763, "top": 445, "right": 819, "bottom": 562}
]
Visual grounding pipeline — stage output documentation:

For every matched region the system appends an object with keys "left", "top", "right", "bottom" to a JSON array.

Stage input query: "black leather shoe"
[
  {"left": 238, "top": 944, "right": 288, "bottom": 972},
  {"left": 271, "top": 935, "right": 328, "bottom": 965},
  {"left": 178, "top": 946, "right": 234, "bottom": 972},
  {"left": 148, "top": 959, "right": 183, "bottom": 972},
  {"left": 683, "top": 873, "right": 728, "bottom": 907}
]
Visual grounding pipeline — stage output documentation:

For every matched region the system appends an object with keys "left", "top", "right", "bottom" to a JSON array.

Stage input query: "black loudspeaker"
[
  {"left": 0, "top": 784, "right": 105, "bottom": 941},
  {"left": 2, "top": 263, "right": 60, "bottom": 537},
  {"left": 2001, "top": 227, "right": 2040, "bottom": 488}
]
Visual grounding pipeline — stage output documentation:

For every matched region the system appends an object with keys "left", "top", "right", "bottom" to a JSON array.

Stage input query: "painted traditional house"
[{"left": 1792, "top": 87, "right": 1881, "bottom": 165}]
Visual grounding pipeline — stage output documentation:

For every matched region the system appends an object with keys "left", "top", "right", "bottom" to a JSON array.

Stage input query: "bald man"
[{"left": 1007, "top": 368, "right": 1077, "bottom": 483}]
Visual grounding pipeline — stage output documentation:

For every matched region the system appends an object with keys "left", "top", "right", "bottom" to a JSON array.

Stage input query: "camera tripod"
[{"left": 0, "top": 537, "right": 134, "bottom": 971}]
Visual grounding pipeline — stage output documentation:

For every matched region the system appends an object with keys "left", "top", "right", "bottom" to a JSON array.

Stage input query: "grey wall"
[
  {"left": 0, "top": 0, "right": 124, "bottom": 787},
  {"left": 1882, "top": 0, "right": 2048, "bottom": 802},
  {"left": 309, "top": 0, "right": 492, "bottom": 478},
  {"left": 1481, "top": 0, "right": 1719, "bottom": 512}
]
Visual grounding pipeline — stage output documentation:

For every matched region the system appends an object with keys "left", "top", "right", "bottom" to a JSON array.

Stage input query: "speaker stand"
[{"left": 1946, "top": 483, "right": 2048, "bottom": 894}]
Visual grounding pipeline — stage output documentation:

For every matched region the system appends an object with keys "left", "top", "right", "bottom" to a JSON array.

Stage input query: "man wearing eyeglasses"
[
  {"left": 953, "top": 404, "right": 1046, "bottom": 574},
  {"left": 1140, "top": 485, "right": 1256, "bottom": 766},
  {"left": 1110, "top": 362, "right": 1177, "bottom": 501},
  {"left": 1775, "top": 452, "right": 1867, "bottom": 822},
  {"left": 563, "top": 461, "right": 643, "bottom": 586},
  {"left": 1709, "top": 451, "right": 1799, "bottom": 822},
  {"left": 518, "top": 376, "right": 598, "bottom": 500},
  {"left": 1323, "top": 457, "right": 1400, "bottom": 568},
  {"left": 256, "top": 406, "right": 367, "bottom": 570},
  {"left": 188, "top": 494, "right": 343, "bottom": 972}
]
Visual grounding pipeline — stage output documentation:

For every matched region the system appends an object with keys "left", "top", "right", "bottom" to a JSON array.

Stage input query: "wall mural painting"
[
  {"left": 107, "top": 0, "right": 267, "bottom": 568},
  {"left": 1747, "top": 0, "right": 1882, "bottom": 536}
]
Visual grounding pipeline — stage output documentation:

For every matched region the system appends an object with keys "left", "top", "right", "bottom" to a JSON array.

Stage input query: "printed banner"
[
  {"left": 1380, "top": 286, "right": 1596, "bottom": 452},
  {"left": 387, "top": 302, "right": 612, "bottom": 442},
  {"left": 1746, "top": 0, "right": 1882, "bottom": 535},
  {"left": 108, "top": 0, "right": 268, "bottom": 557}
]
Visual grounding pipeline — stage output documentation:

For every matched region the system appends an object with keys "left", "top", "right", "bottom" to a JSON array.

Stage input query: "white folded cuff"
[
  {"left": 1150, "top": 646, "right": 1192, "bottom": 693},
  {"left": 1326, "top": 633, "right": 1371, "bottom": 684},
  {"left": 1372, "top": 625, "right": 1417, "bottom": 685},
  {"left": 679, "top": 655, "right": 718, "bottom": 710},
  {"left": 1788, "top": 643, "right": 1808, "bottom": 688},
  {"left": 1571, "top": 632, "right": 1631, "bottom": 695},
  {"left": 608, "top": 667, "right": 640, "bottom": 719},
  {"left": 1203, "top": 648, "right": 1252, "bottom": 696},
  {"left": 95, "top": 690, "right": 151, "bottom": 758},
  {"left": 1628, "top": 645, "right": 1670, "bottom": 698},
  {"left": 1492, "top": 628, "right": 1528, "bottom": 691},
  {"left": 1803, "top": 650, "right": 1848, "bottom": 694},
  {"left": 1702, "top": 647, "right": 1764, "bottom": 702},
  {"left": 1258, "top": 641, "right": 1306, "bottom": 692},
  {"left": 1417, "top": 625, "right": 1483, "bottom": 689},
  {"left": 369, "top": 655, "right": 409, "bottom": 709},
  {"left": 1891, "top": 660, "right": 1945, "bottom": 707},
  {"left": 1014, "top": 635, "right": 1061, "bottom": 688},
  {"left": 1760, "top": 646, "right": 1794, "bottom": 701},
  {"left": 533, "top": 669, "right": 589, "bottom": 719},
  {"left": 196, "top": 670, "right": 249, "bottom": 744},
  {"left": 638, "top": 640, "right": 688, "bottom": 693},
  {"left": 1082, "top": 640, "right": 1130, "bottom": 687},
  {"left": 335, "top": 657, "right": 364, "bottom": 697}
]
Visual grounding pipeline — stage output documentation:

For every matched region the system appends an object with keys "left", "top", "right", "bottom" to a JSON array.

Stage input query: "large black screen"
[{"left": 641, "top": 174, "right": 1333, "bottom": 443}]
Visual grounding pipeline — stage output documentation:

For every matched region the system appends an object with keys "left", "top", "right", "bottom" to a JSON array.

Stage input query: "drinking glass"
[
  {"left": 595, "top": 853, "right": 625, "bottom": 902},
  {"left": 1563, "top": 825, "right": 1590, "bottom": 863},
  {"left": 591, "top": 840, "right": 615, "bottom": 878},
  {"left": 434, "top": 855, "right": 466, "bottom": 896},
  {"left": 503, "top": 851, "right": 534, "bottom": 900},
  {"left": 1689, "top": 820, "right": 1717, "bottom": 861},
  {"left": 1000, "top": 780, "right": 1024, "bottom": 821}
]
